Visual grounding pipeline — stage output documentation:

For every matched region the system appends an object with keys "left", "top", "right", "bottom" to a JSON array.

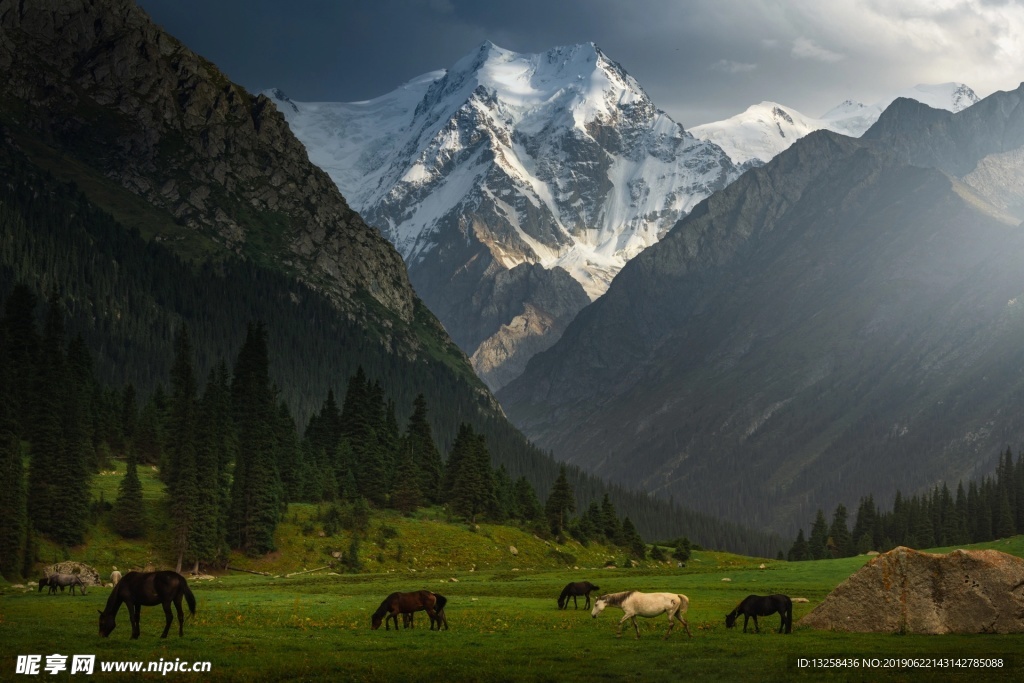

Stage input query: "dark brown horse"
[
  {"left": 371, "top": 590, "right": 447, "bottom": 631},
  {"left": 98, "top": 571, "right": 196, "bottom": 639},
  {"left": 726, "top": 594, "right": 792, "bottom": 634},
  {"left": 558, "top": 581, "right": 600, "bottom": 610}
]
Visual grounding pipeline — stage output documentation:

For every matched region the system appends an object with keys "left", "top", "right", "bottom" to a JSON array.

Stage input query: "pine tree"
[
  {"left": 788, "top": 529, "right": 810, "bottom": 561},
  {"left": 228, "top": 323, "right": 281, "bottom": 556},
  {"left": 390, "top": 445, "right": 421, "bottom": 514},
  {"left": 808, "top": 509, "right": 829, "bottom": 560},
  {"left": 513, "top": 476, "right": 542, "bottom": 522},
  {"left": 672, "top": 537, "right": 692, "bottom": 563},
  {"left": 622, "top": 517, "right": 646, "bottom": 560},
  {"left": 112, "top": 450, "right": 146, "bottom": 538},
  {"left": 545, "top": 465, "right": 576, "bottom": 537},
  {"left": 600, "top": 494, "right": 623, "bottom": 545},
  {"left": 828, "top": 503, "right": 853, "bottom": 558},
  {"left": 0, "top": 312, "right": 27, "bottom": 578},
  {"left": 166, "top": 327, "right": 200, "bottom": 572},
  {"left": 404, "top": 394, "right": 443, "bottom": 503}
]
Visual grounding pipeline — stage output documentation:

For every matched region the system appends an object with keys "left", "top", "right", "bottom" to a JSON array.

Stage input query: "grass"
[{"left": 4, "top": 466, "right": 1024, "bottom": 681}]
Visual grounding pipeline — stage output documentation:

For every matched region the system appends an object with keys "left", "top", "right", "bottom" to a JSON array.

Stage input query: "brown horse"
[
  {"left": 371, "top": 590, "right": 447, "bottom": 631},
  {"left": 558, "top": 581, "right": 600, "bottom": 610},
  {"left": 98, "top": 571, "right": 196, "bottom": 639}
]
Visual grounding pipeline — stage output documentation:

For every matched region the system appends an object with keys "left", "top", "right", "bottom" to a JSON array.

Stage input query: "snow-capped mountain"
[
  {"left": 691, "top": 83, "right": 980, "bottom": 166},
  {"left": 266, "top": 42, "right": 739, "bottom": 389}
]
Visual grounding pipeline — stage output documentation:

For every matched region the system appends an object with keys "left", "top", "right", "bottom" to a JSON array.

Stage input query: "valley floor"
[{"left": 3, "top": 538, "right": 1023, "bottom": 682}]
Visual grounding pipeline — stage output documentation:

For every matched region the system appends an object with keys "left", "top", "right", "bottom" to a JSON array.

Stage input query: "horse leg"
[
  {"left": 743, "top": 614, "right": 750, "bottom": 633},
  {"left": 631, "top": 616, "right": 641, "bottom": 639},
  {"left": 174, "top": 597, "right": 185, "bottom": 637},
  {"left": 752, "top": 615, "right": 760, "bottom": 633},
  {"left": 425, "top": 606, "right": 438, "bottom": 631},
  {"left": 664, "top": 613, "right": 676, "bottom": 640},
  {"left": 616, "top": 613, "right": 629, "bottom": 638},
  {"left": 584, "top": 593, "right": 591, "bottom": 610},
  {"left": 573, "top": 594, "right": 578, "bottom": 609},
  {"left": 129, "top": 602, "right": 141, "bottom": 639},
  {"left": 161, "top": 600, "right": 173, "bottom": 638}
]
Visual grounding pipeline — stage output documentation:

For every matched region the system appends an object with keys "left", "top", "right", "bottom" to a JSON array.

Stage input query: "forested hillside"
[{"left": 0, "top": 132, "right": 780, "bottom": 557}]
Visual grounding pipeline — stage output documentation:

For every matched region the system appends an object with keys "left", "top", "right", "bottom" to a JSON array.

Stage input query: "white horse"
[{"left": 591, "top": 590, "right": 693, "bottom": 639}]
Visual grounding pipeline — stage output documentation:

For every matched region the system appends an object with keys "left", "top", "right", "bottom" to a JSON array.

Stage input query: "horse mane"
[{"left": 602, "top": 590, "right": 634, "bottom": 606}]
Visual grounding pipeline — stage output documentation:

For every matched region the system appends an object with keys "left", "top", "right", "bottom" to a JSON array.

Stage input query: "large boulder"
[{"left": 800, "top": 546, "right": 1024, "bottom": 634}]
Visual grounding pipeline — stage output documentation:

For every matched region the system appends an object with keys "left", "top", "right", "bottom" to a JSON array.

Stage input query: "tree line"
[
  {"left": 0, "top": 285, "right": 672, "bottom": 577},
  {"left": 787, "top": 447, "right": 1024, "bottom": 561}
]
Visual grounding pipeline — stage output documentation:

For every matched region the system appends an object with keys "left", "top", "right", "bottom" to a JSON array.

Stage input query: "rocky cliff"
[{"left": 0, "top": 0, "right": 416, "bottom": 326}]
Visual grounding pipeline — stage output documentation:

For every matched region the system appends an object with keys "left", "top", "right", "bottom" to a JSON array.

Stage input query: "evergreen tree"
[
  {"left": 228, "top": 323, "right": 281, "bottom": 556},
  {"left": 545, "top": 465, "right": 576, "bottom": 537},
  {"left": 112, "top": 450, "right": 146, "bottom": 538},
  {"left": 2, "top": 284, "right": 39, "bottom": 437},
  {"left": 995, "top": 488, "right": 1015, "bottom": 539},
  {"left": 0, "top": 418, "right": 26, "bottom": 578},
  {"left": 600, "top": 494, "right": 623, "bottom": 545},
  {"left": 513, "top": 476, "right": 542, "bottom": 522},
  {"left": 190, "top": 366, "right": 233, "bottom": 569},
  {"left": 166, "top": 327, "right": 200, "bottom": 572},
  {"left": 390, "top": 445, "right": 421, "bottom": 515},
  {"left": 447, "top": 429, "right": 495, "bottom": 523},
  {"left": 828, "top": 503, "right": 853, "bottom": 558},
  {"left": 404, "top": 394, "right": 444, "bottom": 503},
  {"left": 788, "top": 529, "right": 810, "bottom": 562},
  {"left": 808, "top": 509, "right": 829, "bottom": 560},
  {"left": 672, "top": 537, "right": 692, "bottom": 563},
  {"left": 622, "top": 517, "right": 646, "bottom": 560}
]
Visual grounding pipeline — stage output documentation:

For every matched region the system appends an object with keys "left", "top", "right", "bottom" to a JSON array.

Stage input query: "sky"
[{"left": 136, "top": 0, "right": 1024, "bottom": 129}]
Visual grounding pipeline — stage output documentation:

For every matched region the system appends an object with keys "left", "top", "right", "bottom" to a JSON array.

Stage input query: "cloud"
[
  {"left": 791, "top": 37, "right": 845, "bottom": 62},
  {"left": 710, "top": 59, "right": 758, "bottom": 74}
]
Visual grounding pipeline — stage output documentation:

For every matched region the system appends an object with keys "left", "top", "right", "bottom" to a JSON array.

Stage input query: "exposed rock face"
[
  {"left": 800, "top": 547, "right": 1024, "bottom": 634},
  {"left": 500, "top": 86, "right": 1024, "bottom": 533},
  {"left": 0, "top": 0, "right": 414, "bottom": 322}
]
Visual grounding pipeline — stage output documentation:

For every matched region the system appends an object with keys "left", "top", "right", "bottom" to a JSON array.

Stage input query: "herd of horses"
[{"left": 40, "top": 568, "right": 794, "bottom": 641}]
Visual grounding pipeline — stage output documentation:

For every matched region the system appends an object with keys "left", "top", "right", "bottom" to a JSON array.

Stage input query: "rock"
[
  {"left": 509, "top": 545, "right": 518, "bottom": 556},
  {"left": 792, "top": 597, "right": 810, "bottom": 603},
  {"left": 800, "top": 546, "right": 1024, "bottom": 634},
  {"left": 721, "top": 577, "right": 731, "bottom": 582},
  {"left": 759, "top": 563, "right": 766, "bottom": 569}
]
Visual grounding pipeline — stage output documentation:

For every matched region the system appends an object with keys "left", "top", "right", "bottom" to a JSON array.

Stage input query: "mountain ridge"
[
  {"left": 265, "top": 41, "right": 740, "bottom": 389},
  {"left": 499, "top": 85, "right": 1024, "bottom": 533}
]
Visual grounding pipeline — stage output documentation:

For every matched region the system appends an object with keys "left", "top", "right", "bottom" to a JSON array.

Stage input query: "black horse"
[
  {"left": 725, "top": 594, "right": 792, "bottom": 634},
  {"left": 98, "top": 570, "right": 196, "bottom": 639},
  {"left": 558, "top": 581, "right": 600, "bottom": 610}
]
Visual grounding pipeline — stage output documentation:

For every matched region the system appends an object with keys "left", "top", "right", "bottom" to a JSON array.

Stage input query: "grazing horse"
[
  {"left": 402, "top": 597, "right": 449, "bottom": 631},
  {"left": 591, "top": 591, "right": 693, "bottom": 639},
  {"left": 50, "top": 574, "right": 88, "bottom": 595},
  {"left": 725, "top": 594, "right": 792, "bottom": 634},
  {"left": 371, "top": 591, "right": 447, "bottom": 631},
  {"left": 558, "top": 581, "right": 600, "bottom": 610},
  {"left": 98, "top": 571, "right": 196, "bottom": 639}
]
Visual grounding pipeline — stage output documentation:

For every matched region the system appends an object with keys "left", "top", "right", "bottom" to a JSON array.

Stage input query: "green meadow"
[{"left": 2, "top": 463, "right": 1023, "bottom": 682}]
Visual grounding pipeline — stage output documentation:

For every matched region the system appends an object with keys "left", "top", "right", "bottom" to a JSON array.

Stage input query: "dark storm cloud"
[{"left": 136, "top": 0, "right": 1023, "bottom": 128}]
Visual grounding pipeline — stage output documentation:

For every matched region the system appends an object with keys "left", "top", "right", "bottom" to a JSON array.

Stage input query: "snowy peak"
[
  {"left": 693, "top": 83, "right": 980, "bottom": 166},
  {"left": 821, "top": 82, "right": 980, "bottom": 136},
  {"left": 265, "top": 42, "right": 739, "bottom": 390},
  {"left": 689, "top": 102, "right": 824, "bottom": 166}
]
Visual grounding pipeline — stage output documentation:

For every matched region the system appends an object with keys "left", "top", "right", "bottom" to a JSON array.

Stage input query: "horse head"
[
  {"left": 98, "top": 609, "right": 116, "bottom": 637},
  {"left": 725, "top": 610, "right": 738, "bottom": 628},
  {"left": 591, "top": 596, "right": 609, "bottom": 618}
]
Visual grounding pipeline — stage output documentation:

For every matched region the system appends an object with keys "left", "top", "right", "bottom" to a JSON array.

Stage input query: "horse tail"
[
  {"left": 783, "top": 596, "right": 793, "bottom": 634},
  {"left": 433, "top": 593, "right": 447, "bottom": 612},
  {"left": 183, "top": 582, "right": 197, "bottom": 619},
  {"left": 676, "top": 594, "right": 689, "bottom": 616}
]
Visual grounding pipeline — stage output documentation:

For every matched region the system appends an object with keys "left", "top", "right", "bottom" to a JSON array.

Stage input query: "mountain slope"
[
  {"left": 0, "top": 0, "right": 783, "bottom": 553},
  {"left": 266, "top": 42, "right": 739, "bottom": 388},
  {"left": 691, "top": 83, "right": 980, "bottom": 167},
  {"left": 500, "top": 85, "right": 1024, "bottom": 534}
]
